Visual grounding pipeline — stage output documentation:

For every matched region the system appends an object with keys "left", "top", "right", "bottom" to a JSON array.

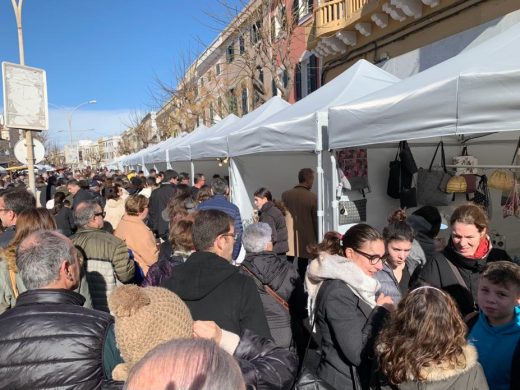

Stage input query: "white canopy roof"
[
  {"left": 145, "top": 126, "right": 206, "bottom": 164},
  {"left": 190, "top": 96, "right": 290, "bottom": 160},
  {"left": 227, "top": 60, "right": 400, "bottom": 156},
  {"left": 328, "top": 21, "right": 520, "bottom": 149},
  {"left": 169, "top": 114, "right": 239, "bottom": 162}
]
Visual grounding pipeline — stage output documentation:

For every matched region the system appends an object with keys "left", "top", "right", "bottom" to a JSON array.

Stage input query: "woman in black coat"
[
  {"left": 52, "top": 191, "right": 75, "bottom": 237},
  {"left": 253, "top": 188, "right": 288, "bottom": 257},
  {"left": 418, "top": 204, "right": 511, "bottom": 316},
  {"left": 306, "top": 225, "right": 394, "bottom": 390}
]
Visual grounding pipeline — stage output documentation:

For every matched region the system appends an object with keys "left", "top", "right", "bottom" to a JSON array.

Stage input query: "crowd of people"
[{"left": 0, "top": 167, "right": 518, "bottom": 390}]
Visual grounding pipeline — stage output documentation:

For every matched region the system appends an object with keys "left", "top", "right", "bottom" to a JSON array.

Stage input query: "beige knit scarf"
[{"left": 305, "top": 252, "right": 380, "bottom": 322}]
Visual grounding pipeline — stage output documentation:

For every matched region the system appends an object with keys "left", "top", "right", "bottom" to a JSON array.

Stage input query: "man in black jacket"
[
  {"left": 0, "top": 230, "right": 123, "bottom": 389},
  {"left": 148, "top": 169, "right": 178, "bottom": 239},
  {"left": 162, "top": 209, "right": 271, "bottom": 340}
]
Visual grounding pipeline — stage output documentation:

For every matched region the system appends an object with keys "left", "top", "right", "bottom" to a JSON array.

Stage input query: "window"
[
  {"left": 200, "top": 77, "right": 204, "bottom": 88},
  {"left": 239, "top": 36, "right": 245, "bottom": 55},
  {"left": 272, "top": 3, "right": 286, "bottom": 41},
  {"left": 295, "top": 54, "right": 319, "bottom": 101},
  {"left": 209, "top": 103, "right": 214, "bottom": 124},
  {"left": 226, "top": 43, "right": 235, "bottom": 63},
  {"left": 241, "top": 88, "right": 249, "bottom": 115},
  {"left": 228, "top": 88, "right": 237, "bottom": 115},
  {"left": 216, "top": 63, "right": 221, "bottom": 75},
  {"left": 294, "top": 0, "right": 313, "bottom": 22},
  {"left": 250, "top": 21, "right": 261, "bottom": 45},
  {"left": 271, "top": 78, "right": 278, "bottom": 97}
]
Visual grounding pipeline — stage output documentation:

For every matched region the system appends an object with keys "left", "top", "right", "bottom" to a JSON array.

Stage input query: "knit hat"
[{"left": 108, "top": 285, "right": 193, "bottom": 381}]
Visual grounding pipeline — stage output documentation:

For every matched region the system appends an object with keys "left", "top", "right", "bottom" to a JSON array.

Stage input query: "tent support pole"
[
  {"left": 190, "top": 161, "right": 195, "bottom": 186},
  {"left": 331, "top": 153, "right": 339, "bottom": 232}
]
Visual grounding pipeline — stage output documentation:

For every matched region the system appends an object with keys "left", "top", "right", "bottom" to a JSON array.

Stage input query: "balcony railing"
[{"left": 316, "top": 0, "right": 373, "bottom": 31}]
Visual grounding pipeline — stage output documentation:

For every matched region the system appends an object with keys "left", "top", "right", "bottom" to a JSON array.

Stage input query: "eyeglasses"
[
  {"left": 220, "top": 232, "right": 239, "bottom": 241},
  {"left": 0, "top": 208, "right": 11, "bottom": 212},
  {"left": 94, "top": 211, "right": 106, "bottom": 218},
  {"left": 353, "top": 248, "right": 386, "bottom": 264}
]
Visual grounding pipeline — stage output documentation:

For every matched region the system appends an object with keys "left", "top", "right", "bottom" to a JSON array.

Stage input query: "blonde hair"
[{"left": 125, "top": 195, "right": 148, "bottom": 216}]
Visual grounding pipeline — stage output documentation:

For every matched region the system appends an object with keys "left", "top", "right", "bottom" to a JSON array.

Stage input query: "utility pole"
[{"left": 11, "top": 0, "right": 37, "bottom": 193}]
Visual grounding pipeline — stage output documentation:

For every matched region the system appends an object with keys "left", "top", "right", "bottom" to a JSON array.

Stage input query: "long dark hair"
[{"left": 254, "top": 187, "right": 286, "bottom": 215}]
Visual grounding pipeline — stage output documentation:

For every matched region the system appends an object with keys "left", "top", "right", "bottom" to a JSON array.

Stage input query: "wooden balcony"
[{"left": 315, "top": 0, "right": 377, "bottom": 36}]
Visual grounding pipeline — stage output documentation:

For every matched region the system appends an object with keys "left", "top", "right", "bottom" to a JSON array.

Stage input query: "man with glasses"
[
  {"left": 71, "top": 200, "right": 135, "bottom": 312},
  {"left": 0, "top": 189, "right": 36, "bottom": 248},
  {"left": 162, "top": 209, "right": 271, "bottom": 339}
]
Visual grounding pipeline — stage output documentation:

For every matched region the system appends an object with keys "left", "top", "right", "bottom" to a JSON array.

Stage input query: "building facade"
[{"left": 310, "top": 0, "right": 520, "bottom": 81}]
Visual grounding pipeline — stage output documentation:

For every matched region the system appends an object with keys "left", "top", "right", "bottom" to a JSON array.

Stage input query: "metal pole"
[{"left": 11, "top": 0, "right": 36, "bottom": 194}]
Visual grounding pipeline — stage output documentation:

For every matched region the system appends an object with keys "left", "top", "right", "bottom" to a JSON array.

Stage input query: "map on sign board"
[{"left": 2, "top": 62, "right": 48, "bottom": 131}]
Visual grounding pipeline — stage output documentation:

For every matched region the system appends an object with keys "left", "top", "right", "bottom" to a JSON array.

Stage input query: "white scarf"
[{"left": 305, "top": 252, "right": 380, "bottom": 322}]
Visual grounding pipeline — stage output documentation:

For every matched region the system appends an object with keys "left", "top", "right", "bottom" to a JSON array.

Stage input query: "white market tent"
[
  {"left": 228, "top": 59, "right": 400, "bottom": 156},
  {"left": 190, "top": 96, "right": 290, "bottom": 160},
  {"left": 326, "top": 22, "right": 520, "bottom": 250},
  {"left": 226, "top": 60, "right": 400, "bottom": 237},
  {"left": 328, "top": 21, "right": 520, "bottom": 148}
]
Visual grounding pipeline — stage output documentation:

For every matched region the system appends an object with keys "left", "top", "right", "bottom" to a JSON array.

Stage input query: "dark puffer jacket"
[
  {"left": 259, "top": 202, "right": 289, "bottom": 254},
  {"left": 236, "top": 329, "right": 298, "bottom": 390},
  {"left": 241, "top": 252, "right": 298, "bottom": 347},
  {"left": 418, "top": 241, "right": 511, "bottom": 316},
  {"left": 0, "top": 289, "right": 114, "bottom": 390}
]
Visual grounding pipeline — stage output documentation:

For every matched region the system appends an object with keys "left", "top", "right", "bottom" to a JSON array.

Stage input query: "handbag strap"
[
  {"left": 511, "top": 137, "right": 520, "bottom": 165},
  {"left": 445, "top": 259, "right": 468, "bottom": 290},
  {"left": 428, "top": 141, "right": 447, "bottom": 173},
  {"left": 9, "top": 269, "right": 19, "bottom": 299},
  {"left": 241, "top": 265, "right": 289, "bottom": 311}
]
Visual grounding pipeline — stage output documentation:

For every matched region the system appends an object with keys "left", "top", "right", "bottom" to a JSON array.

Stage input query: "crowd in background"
[{"left": 0, "top": 166, "right": 518, "bottom": 390}]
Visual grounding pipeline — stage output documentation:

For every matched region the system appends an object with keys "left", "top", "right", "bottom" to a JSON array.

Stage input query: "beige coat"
[
  {"left": 282, "top": 185, "right": 317, "bottom": 259},
  {"left": 114, "top": 215, "right": 158, "bottom": 275}
]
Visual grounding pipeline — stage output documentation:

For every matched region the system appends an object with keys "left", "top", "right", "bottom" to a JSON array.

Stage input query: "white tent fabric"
[
  {"left": 328, "top": 21, "right": 520, "bottom": 149},
  {"left": 145, "top": 127, "right": 206, "bottom": 165},
  {"left": 227, "top": 60, "right": 400, "bottom": 156},
  {"left": 169, "top": 115, "right": 239, "bottom": 162},
  {"left": 190, "top": 96, "right": 290, "bottom": 160}
]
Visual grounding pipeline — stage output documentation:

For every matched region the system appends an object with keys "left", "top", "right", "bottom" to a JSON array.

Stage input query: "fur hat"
[{"left": 108, "top": 285, "right": 193, "bottom": 381}]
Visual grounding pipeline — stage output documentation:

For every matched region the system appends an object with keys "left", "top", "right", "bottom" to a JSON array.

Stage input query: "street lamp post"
[{"left": 66, "top": 100, "right": 96, "bottom": 168}]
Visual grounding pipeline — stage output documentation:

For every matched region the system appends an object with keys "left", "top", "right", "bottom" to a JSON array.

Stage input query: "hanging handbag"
[
  {"left": 446, "top": 176, "right": 467, "bottom": 193},
  {"left": 489, "top": 170, "right": 515, "bottom": 192},
  {"left": 502, "top": 177, "right": 520, "bottom": 218},
  {"left": 387, "top": 146, "right": 402, "bottom": 199},
  {"left": 491, "top": 137, "right": 520, "bottom": 192},
  {"left": 338, "top": 198, "right": 367, "bottom": 225},
  {"left": 472, "top": 175, "right": 491, "bottom": 216},
  {"left": 453, "top": 146, "right": 478, "bottom": 175},
  {"left": 417, "top": 141, "right": 452, "bottom": 206},
  {"left": 336, "top": 148, "right": 369, "bottom": 191},
  {"left": 387, "top": 141, "right": 417, "bottom": 200},
  {"left": 462, "top": 174, "right": 477, "bottom": 194}
]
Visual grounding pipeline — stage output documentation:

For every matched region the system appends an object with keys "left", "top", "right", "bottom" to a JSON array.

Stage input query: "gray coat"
[{"left": 375, "top": 259, "right": 421, "bottom": 305}]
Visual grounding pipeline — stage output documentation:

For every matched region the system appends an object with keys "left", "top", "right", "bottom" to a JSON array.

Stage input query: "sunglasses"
[
  {"left": 220, "top": 232, "right": 240, "bottom": 241},
  {"left": 353, "top": 248, "right": 386, "bottom": 264}
]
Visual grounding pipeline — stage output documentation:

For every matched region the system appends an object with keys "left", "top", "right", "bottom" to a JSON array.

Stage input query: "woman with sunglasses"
[
  {"left": 375, "top": 209, "right": 421, "bottom": 305},
  {"left": 306, "top": 224, "right": 395, "bottom": 390}
]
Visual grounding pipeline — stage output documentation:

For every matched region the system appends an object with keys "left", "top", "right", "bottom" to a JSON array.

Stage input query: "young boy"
[{"left": 468, "top": 261, "right": 520, "bottom": 390}]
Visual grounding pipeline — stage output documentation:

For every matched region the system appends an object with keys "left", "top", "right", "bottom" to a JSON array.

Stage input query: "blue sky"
[{"left": 0, "top": 0, "right": 240, "bottom": 145}]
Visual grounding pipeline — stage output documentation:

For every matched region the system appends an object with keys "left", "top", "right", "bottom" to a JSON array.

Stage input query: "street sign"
[
  {"left": 2, "top": 62, "right": 48, "bottom": 130},
  {"left": 14, "top": 138, "right": 45, "bottom": 165}
]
